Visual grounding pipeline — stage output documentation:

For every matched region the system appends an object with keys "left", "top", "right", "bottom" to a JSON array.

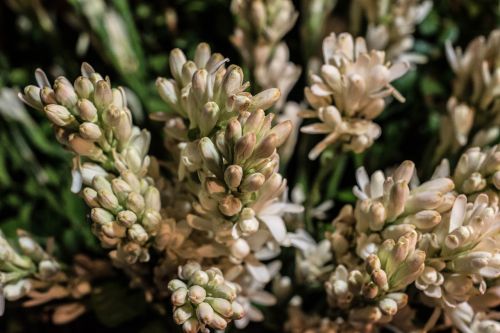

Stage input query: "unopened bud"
[
  {"left": 94, "top": 80, "right": 113, "bottom": 110},
  {"left": 188, "top": 285, "right": 206, "bottom": 305},
  {"left": 172, "top": 287, "right": 188, "bottom": 306},
  {"left": 74, "top": 76, "right": 94, "bottom": 99},
  {"left": 44, "top": 105, "right": 77, "bottom": 127},
  {"left": 196, "top": 302, "right": 214, "bottom": 324},
  {"left": 126, "top": 192, "right": 145, "bottom": 215},
  {"left": 77, "top": 99, "right": 98, "bottom": 122},
  {"left": 224, "top": 165, "right": 243, "bottom": 189},
  {"left": 174, "top": 303, "right": 193, "bottom": 325},
  {"left": 79, "top": 122, "right": 102, "bottom": 140},
  {"left": 219, "top": 195, "right": 242, "bottom": 217},
  {"left": 240, "top": 173, "right": 265, "bottom": 192},
  {"left": 116, "top": 210, "right": 137, "bottom": 227},
  {"left": 235, "top": 133, "right": 256, "bottom": 163},
  {"left": 128, "top": 224, "right": 148, "bottom": 244}
]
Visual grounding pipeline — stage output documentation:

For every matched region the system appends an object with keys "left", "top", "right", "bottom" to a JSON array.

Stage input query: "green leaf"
[
  {"left": 419, "top": 10, "right": 439, "bottom": 36},
  {"left": 91, "top": 281, "right": 148, "bottom": 327},
  {"left": 420, "top": 75, "right": 445, "bottom": 97}
]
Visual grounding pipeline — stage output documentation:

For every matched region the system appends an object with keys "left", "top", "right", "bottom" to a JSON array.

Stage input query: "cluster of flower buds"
[
  {"left": 325, "top": 233, "right": 418, "bottom": 327},
  {"left": 189, "top": 110, "right": 293, "bottom": 241},
  {"left": 352, "top": 161, "right": 454, "bottom": 247},
  {"left": 156, "top": 43, "right": 301, "bottom": 281},
  {"left": 324, "top": 147, "right": 500, "bottom": 330},
  {"left": 83, "top": 172, "right": 161, "bottom": 264},
  {"left": 168, "top": 262, "right": 244, "bottom": 332},
  {"left": 20, "top": 64, "right": 151, "bottom": 178},
  {"left": 156, "top": 43, "right": 281, "bottom": 134},
  {"left": 440, "top": 29, "right": 500, "bottom": 150},
  {"left": 417, "top": 193, "right": 500, "bottom": 306},
  {"left": 434, "top": 145, "right": 500, "bottom": 203},
  {"left": 1, "top": 230, "right": 38, "bottom": 305},
  {"left": 360, "top": 0, "right": 433, "bottom": 64},
  {"left": 0, "top": 231, "right": 97, "bottom": 323},
  {"left": 230, "top": 0, "right": 301, "bottom": 111},
  {"left": 301, "top": 32, "right": 409, "bottom": 159},
  {"left": 20, "top": 65, "right": 160, "bottom": 265}
]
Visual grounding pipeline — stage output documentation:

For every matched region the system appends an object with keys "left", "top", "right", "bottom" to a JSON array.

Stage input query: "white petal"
[
  {"left": 449, "top": 195, "right": 467, "bottom": 233},
  {"left": 250, "top": 291, "right": 277, "bottom": 306},
  {"left": 258, "top": 215, "right": 287, "bottom": 243},
  {"left": 245, "top": 260, "right": 271, "bottom": 283}
]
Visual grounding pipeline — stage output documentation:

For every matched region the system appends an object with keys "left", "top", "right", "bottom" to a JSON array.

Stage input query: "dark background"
[{"left": 0, "top": 0, "right": 498, "bottom": 332}]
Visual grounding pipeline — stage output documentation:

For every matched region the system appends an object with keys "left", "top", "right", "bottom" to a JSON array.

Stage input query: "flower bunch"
[
  {"left": 318, "top": 146, "right": 500, "bottom": 331},
  {"left": 0, "top": 230, "right": 109, "bottom": 323},
  {"left": 440, "top": 29, "right": 500, "bottom": 151},
  {"left": 168, "top": 262, "right": 244, "bottom": 332},
  {"left": 301, "top": 32, "right": 409, "bottom": 159},
  {"left": 230, "top": 0, "right": 301, "bottom": 110},
  {"left": 360, "top": 0, "right": 433, "bottom": 63},
  {"left": 20, "top": 64, "right": 160, "bottom": 265}
]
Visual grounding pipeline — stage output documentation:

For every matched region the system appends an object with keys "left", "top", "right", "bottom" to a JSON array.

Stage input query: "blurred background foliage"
[{"left": 0, "top": 0, "right": 498, "bottom": 332}]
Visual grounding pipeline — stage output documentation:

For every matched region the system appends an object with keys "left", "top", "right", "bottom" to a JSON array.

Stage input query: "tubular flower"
[
  {"left": 168, "top": 262, "right": 245, "bottom": 332},
  {"left": 439, "top": 29, "right": 500, "bottom": 151},
  {"left": 360, "top": 0, "right": 433, "bottom": 64},
  {"left": 0, "top": 231, "right": 107, "bottom": 323},
  {"left": 301, "top": 32, "right": 409, "bottom": 159},
  {"left": 20, "top": 65, "right": 160, "bottom": 265},
  {"left": 433, "top": 145, "right": 500, "bottom": 203},
  {"left": 155, "top": 43, "right": 302, "bottom": 286},
  {"left": 230, "top": 0, "right": 301, "bottom": 111}
]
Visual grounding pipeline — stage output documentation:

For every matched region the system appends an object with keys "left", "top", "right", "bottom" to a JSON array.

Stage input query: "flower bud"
[
  {"left": 172, "top": 287, "right": 188, "bottom": 306},
  {"left": 210, "top": 312, "right": 228, "bottom": 330},
  {"left": 378, "top": 298, "right": 398, "bottom": 316},
  {"left": 219, "top": 195, "right": 242, "bottom": 217},
  {"left": 44, "top": 105, "right": 77, "bottom": 127},
  {"left": 68, "top": 134, "right": 104, "bottom": 160},
  {"left": 97, "top": 190, "right": 121, "bottom": 213},
  {"left": 235, "top": 133, "right": 256, "bottom": 163},
  {"left": 225, "top": 118, "right": 242, "bottom": 143},
  {"left": 116, "top": 210, "right": 137, "bottom": 227},
  {"left": 126, "top": 192, "right": 145, "bottom": 215},
  {"left": 54, "top": 79, "right": 78, "bottom": 108},
  {"left": 224, "top": 165, "right": 243, "bottom": 189},
  {"left": 231, "top": 301, "right": 245, "bottom": 320},
  {"left": 22, "top": 85, "right": 42, "bottom": 109},
  {"left": 188, "top": 285, "right": 206, "bottom": 305},
  {"left": 199, "top": 102, "right": 220, "bottom": 136},
  {"left": 40, "top": 87, "right": 57, "bottom": 104},
  {"left": 94, "top": 80, "right": 113, "bottom": 110},
  {"left": 207, "top": 297, "right": 233, "bottom": 318},
  {"left": 128, "top": 224, "right": 148, "bottom": 244},
  {"left": 168, "top": 279, "right": 187, "bottom": 292},
  {"left": 144, "top": 187, "right": 161, "bottom": 212},
  {"left": 240, "top": 173, "right": 265, "bottom": 192},
  {"left": 243, "top": 109, "right": 265, "bottom": 135},
  {"left": 79, "top": 122, "right": 102, "bottom": 140},
  {"left": 83, "top": 188, "right": 100, "bottom": 208},
  {"left": 199, "top": 137, "right": 222, "bottom": 177},
  {"left": 190, "top": 270, "right": 209, "bottom": 286},
  {"left": 74, "top": 76, "right": 94, "bottom": 99},
  {"left": 174, "top": 303, "right": 194, "bottom": 325},
  {"left": 91, "top": 208, "right": 115, "bottom": 225},
  {"left": 230, "top": 239, "right": 250, "bottom": 259},
  {"left": 142, "top": 210, "right": 161, "bottom": 234},
  {"left": 156, "top": 78, "right": 178, "bottom": 107},
  {"left": 77, "top": 99, "right": 98, "bottom": 122},
  {"left": 196, "top": 302, "right": 214, "bottom": 324},
  {"left": 252, "top": 88, "right": 280, "bottom": 111},
  {"left": 182, "top": 318, "right": 200, "bottom": 333},
  {"left": 180, "top": 261, "right": 202, "bottom": 280}
]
